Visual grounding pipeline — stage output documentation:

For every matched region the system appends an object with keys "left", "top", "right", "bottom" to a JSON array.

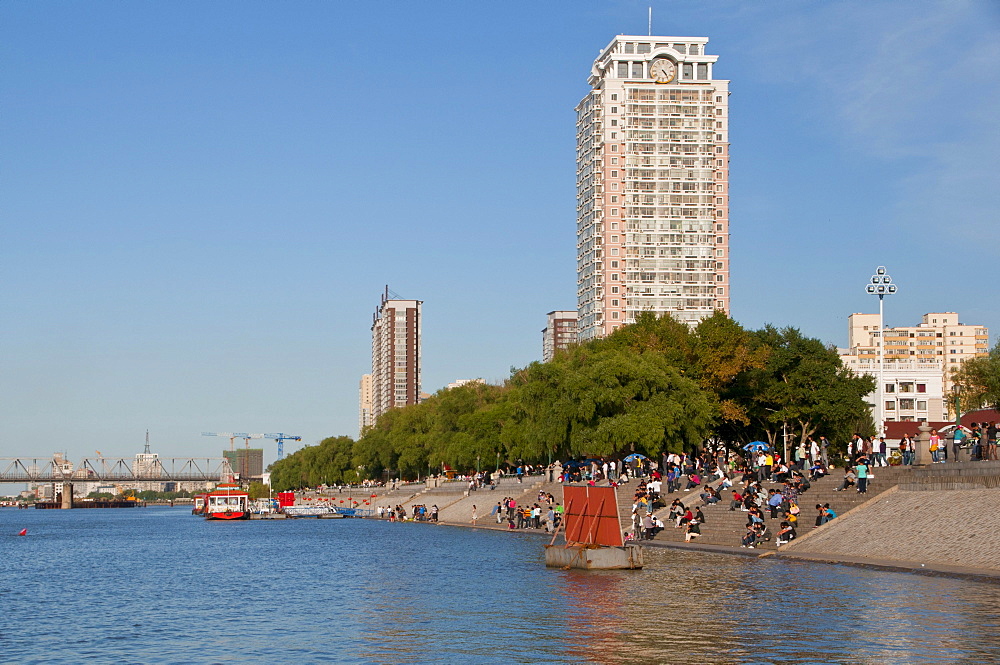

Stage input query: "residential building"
[
  {"left": 359, "top": 374, "right": 373, "bottom": 435},
  {"left": 446, "top": 379, "right": 484, "bottom": 390},
  {"left": 840, "top": 356, "right": 946, "bottom": 424},
  {"left": 841, "top": 312, "right": 989, "bottom": 422},
  {"left": 542, "top": 310, "right": 579, "bottom": 362},
  {"left": 222, "top": 448, "right": 264, "bottom": 480},
  {"left": 370, "top": 288, "right": 422, "bottom": 422},
  {"left": 576, "top": 35, "right": 730, "bottom": 340}
]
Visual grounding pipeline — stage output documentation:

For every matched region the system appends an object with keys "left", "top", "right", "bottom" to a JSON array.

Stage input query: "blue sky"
[{"left": 2, "top": 0, "right": 997, "bottom": 466}]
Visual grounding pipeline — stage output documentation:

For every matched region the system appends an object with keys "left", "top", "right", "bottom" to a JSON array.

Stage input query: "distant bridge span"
[{"left": 0, "top": 457, "right": 234, "bottom": 483}]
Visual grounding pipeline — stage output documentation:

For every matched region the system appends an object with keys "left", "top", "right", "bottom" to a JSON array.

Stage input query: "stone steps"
[{"left": 647, "top": 466, "right": 913, "bottom": 549}]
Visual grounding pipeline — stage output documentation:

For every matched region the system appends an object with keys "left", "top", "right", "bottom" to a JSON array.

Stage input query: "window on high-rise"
[
  {"left": 631, "top": 63, "right": 643, "bottom": 78},
  {"left": 617, "top": 62, "right": 628, "bottom": 77}
]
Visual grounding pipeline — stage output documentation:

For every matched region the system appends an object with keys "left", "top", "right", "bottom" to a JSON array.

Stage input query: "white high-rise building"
[{"left": 576, "top": 35, "right": 730, "bottom": 340}]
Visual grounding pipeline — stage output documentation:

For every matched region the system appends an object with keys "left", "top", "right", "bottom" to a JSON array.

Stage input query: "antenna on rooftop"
[
  {"left": 144, "top": 429, "right": 151, "bottom": 454},
  {"left": 648, "top": 7, "right": 652, "bottom": 36}
]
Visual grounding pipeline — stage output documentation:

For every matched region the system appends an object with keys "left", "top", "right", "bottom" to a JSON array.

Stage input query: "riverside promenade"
[{"left": 349, "top": 460, "right": 1000, "bottom": 582}]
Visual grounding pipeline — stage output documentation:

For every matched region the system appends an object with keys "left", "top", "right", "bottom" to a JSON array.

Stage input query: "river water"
[{"left": 2, "top": 507, "right": 998, "bottom": 664}]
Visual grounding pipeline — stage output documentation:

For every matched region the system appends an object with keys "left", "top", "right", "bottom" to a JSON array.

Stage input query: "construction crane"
[
  {"left": 202, "top": 432, "right": 259, "bottom": 451},
  {"left": 262, "top": 433, "right": 301, "bottom": 460},
  {"left": 201, "top": 432, "right": 301, "bottom": 461}
]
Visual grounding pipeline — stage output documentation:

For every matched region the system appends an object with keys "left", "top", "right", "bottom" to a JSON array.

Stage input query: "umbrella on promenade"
[
  {"left": 623, "top": 453, "right": 647, "bottom": 462},
  {"left": 743, "top": 441, "right": 770, "bottom": 452}
]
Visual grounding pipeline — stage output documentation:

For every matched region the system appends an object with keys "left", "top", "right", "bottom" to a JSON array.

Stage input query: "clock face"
[{"left": 649, "top": 59, "right": 676, "bottom": 84}]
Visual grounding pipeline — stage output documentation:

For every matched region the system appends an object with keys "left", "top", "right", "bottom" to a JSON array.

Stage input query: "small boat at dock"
[
  {"left": 192, "top": 494, "right": 207, "bottom": 516},
  {"left": 204, "top": 484, "right": 250, "bottom": 520}
]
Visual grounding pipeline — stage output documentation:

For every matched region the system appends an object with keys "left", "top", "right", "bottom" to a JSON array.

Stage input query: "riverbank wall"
[{"left": 360, "top": 463, "right": 1000, "bottom": 581}]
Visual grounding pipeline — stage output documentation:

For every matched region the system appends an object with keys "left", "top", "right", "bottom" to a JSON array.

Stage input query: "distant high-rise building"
[
  {"left": 576, "top": 35, "right": 730, "bottom": 340},
  {"left": 370, "top": 288, "right": 422, "bottom": 422},
  {"left": 359, "top": 374, "right": 373, "bottom": 435},
  {"left": 222, "top": 449, "right": 264, "bottom": 480},
  {"left": 542, "top": 310, "right": 579, "bottom": 362}
]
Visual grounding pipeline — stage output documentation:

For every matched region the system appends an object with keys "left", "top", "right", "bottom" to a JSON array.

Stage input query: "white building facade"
[
  {"left": 576, "top": 35, "right": 730, "bottom": 340},
  {"left": 841, "top": 311, "right": 989, "bottom": 423}
]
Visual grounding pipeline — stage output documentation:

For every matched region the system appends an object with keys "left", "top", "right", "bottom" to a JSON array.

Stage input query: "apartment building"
[
  {"left": 370, "top": 290, "right": 422, "bottom": 422},
  {"left": 841, "top": 312, "right": 989, "bottom": 422},
  {"left": 542, "top": 310, "right": 579, "bottom": 362},
  {"left": 576, "top": 35, "right": 730, "bottom": 340},
  {"left": 359, "top": 374, "right": 373, "bottom": 435}
]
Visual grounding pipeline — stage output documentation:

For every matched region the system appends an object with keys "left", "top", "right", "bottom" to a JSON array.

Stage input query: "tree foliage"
[
  {"left": 271, "top": 314, "right": 876, "bottom": 485},
  {"left": 953, "top": 342, "right": 1000, "bottom": 412}
]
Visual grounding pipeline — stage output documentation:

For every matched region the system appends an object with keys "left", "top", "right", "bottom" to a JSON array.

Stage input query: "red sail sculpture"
[{"left": 562, "top": 485, "right": 624, "bottom": 548}]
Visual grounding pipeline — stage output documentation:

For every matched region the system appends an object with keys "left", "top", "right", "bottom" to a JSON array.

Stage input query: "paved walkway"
[{"left": 781, "top": 486, "right": 1000, "bottom": 573}]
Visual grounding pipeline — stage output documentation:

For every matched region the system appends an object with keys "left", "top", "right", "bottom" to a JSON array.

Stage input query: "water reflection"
[
  {"left": 551, "top": 549, "right": 1000, "bottom": 665},
  {"left": 3, "top": 511, "right": 1000, "bottom": 665}
]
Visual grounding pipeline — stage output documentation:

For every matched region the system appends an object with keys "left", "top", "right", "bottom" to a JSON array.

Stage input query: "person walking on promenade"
[
  {"left": 855, "top": 458, "right": 869, "bottom": 494},
  {"left": 819, "top": 436, "right": 831, "bottom": 466},
  {"left": 930, "top": 429, "right": 942, "bottom": 463},
  {"left": 899, "top": 435, "right": 912, "bottom": 465},
  {"left": 849, "top": 433, "right": 865, "bottom": 464},
  {"left": 471, "top": 505, "right": 477, "bottom": 525},
  {"left": 952, "top": 426, "right": 967, "bottom": 463}
]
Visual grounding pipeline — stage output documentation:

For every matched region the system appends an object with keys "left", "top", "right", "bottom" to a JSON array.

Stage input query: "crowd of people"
[
  {"left": 371, "top": 426, "right": 1000, "bottom": 546},
  {"left": 488, "top": 493, "right": 563, "bottom": 531}
]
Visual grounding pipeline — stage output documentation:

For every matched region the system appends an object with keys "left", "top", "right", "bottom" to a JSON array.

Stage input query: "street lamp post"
[{"left": 865, "top": 266, "right": 897, "bottom": 439}]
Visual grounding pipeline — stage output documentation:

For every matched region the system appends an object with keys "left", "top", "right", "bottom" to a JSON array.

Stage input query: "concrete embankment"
[
  {"left": 347, "top": 464, "right": 1000, "bottom": 581},
  {"left": 772, "top": 484, "right": 1000, "bottom": 580}
]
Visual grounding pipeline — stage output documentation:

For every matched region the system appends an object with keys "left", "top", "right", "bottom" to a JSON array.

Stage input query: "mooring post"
[
  {"left": 913, "top": 422, "right": 933, "bottom": 466},
  {"left": 60, "top": 482, "right": 73, "bottom": 509}
]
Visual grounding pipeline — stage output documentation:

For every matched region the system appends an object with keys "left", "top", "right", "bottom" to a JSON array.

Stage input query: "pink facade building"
[{"left": 576, "top": 35, "right": 730, "bottom": 340}]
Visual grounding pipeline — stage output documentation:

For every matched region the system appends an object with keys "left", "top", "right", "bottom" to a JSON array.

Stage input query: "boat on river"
[
  {"left": 192, "top": 494, "right": 207, "bottom": 516},
  {"left": 544, "top": 485, "right": 643, "bottom": 570},
  {"left": 204, "top": 484, "right": 250, "bottom": 520}
]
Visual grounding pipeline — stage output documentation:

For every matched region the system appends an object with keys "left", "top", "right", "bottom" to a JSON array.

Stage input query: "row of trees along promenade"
[{"left": 269, "top": 313, "right": 879, "bottom": 492}]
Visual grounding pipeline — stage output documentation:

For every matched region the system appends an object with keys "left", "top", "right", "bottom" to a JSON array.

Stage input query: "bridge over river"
[{"left": 0, "top": 457, "right": 234, "bottom": 483}]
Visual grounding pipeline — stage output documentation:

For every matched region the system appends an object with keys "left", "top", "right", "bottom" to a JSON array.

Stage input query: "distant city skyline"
[{"left": 1, "top": 1, "right": 997, "bottom": 464}]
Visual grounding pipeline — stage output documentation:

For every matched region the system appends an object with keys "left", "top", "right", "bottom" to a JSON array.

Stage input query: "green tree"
[
  {"left": 741, "top": 326, "right": 876, "bottom": 449},
  {"left": 247, "top": 481, "right": 269, "bottom": 500},
  {"left": 952, "top": 342, "right": 1000, "bottom": 412},
  {"left": 506, "top": 343, "right": 714, "bottom": 459}
]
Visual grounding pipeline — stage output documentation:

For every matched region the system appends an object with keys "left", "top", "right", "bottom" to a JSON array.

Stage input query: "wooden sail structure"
[{"left": 544, "top": 485, "right": 643, "bottom": 570}]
